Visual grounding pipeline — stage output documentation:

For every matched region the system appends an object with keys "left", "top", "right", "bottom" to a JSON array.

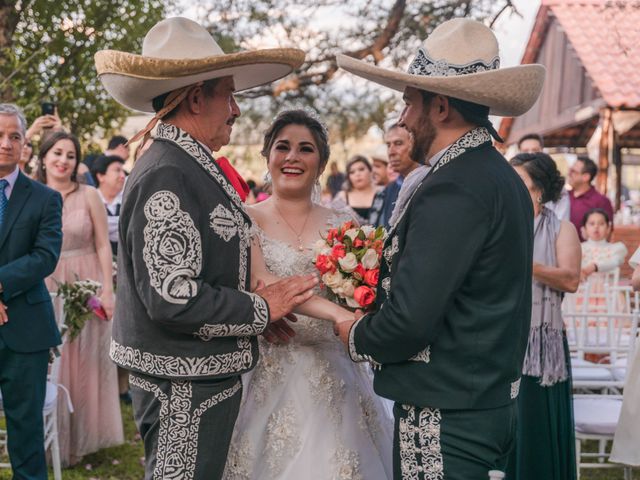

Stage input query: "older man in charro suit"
[{"left": 95, "top": 17, "right": 315, "bottom": 480}]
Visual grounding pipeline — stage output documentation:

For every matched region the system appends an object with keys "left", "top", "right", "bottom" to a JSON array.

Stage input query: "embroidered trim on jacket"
[
  {"left": 409, "top": 346, "right": 431, "bottom": 364},
  {"left": 195, "top": 293, "right": 269, "bottom": 340},
  {"left": 143, "top": 191, "right": 202, "bottom": 305},
  {"left": 209, "top": 204, "right": 238, "bottom": 242},
  {"left": 348, "top": 316, "right": 382, "bottom": 370},
  {"left": 110, "top": 338, "right": 253, "bottom": 377},
  {"left": 156, "top": 123, "right": 245, "bottom": 210},
  {"left": 398, "top": 405, "right": 444, "bottom": 479}
]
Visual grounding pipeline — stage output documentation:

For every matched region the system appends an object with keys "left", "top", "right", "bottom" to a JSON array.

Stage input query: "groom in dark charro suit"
[
  {"left": 96, "top": 17, "right": 316, "bottom": 480},
  {"left": 0, "top": 103, "right": 63, "bottom": 479},
  {"left": 336, "top": 19, "right": 546, "bottom": 479}
]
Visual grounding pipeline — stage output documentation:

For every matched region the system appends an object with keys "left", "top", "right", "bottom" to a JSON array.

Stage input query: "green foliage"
[
  {"left": 1, "top": 0, "right": 171, "bottom": 141},
  {"left": 198, "top": 0, "right": 514, "bottom": 144}
]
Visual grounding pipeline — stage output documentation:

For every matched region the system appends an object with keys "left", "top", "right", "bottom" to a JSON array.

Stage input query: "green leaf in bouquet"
[
  {"left": 375, "top": 226, "right": 386, "bottom": 240},
  {"left": 357, "top": 229, "right": 366, "bottom": 241}
]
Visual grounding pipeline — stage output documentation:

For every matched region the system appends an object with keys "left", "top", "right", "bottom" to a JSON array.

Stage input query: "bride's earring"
[
  {"left": 263, "top": 170, "right": 272, "bottom": 184},
  {"left": 311, "top": 178, "right": 322, "bottom": 204}
]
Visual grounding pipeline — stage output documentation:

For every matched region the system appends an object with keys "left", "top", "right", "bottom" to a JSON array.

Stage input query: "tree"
[
  {"left": 0, "top": 0, "right": 172, "bottom": 141},
  {"left": 199, "top": 0, "right": 518, "bottom": 142}
]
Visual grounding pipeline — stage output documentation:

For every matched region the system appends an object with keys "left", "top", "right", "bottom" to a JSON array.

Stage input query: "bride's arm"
[{"left": 251, "top": 237, "right": 354, "bottom": 324}]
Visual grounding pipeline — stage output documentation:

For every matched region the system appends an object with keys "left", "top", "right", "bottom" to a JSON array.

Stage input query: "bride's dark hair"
[{"left": 261, "top": 109, "right": 330, "bottom": 170}]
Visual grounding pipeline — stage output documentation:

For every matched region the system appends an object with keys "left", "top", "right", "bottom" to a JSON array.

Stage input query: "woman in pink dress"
[{"left": 38, "top": 131, "right": 123, "bottom": 466}]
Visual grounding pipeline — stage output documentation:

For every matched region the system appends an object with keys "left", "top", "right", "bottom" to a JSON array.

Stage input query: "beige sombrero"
[
  {"left": 95, "top": 17, "right": 305, "bottom": 113},
  {"left": 337, "top": 18, "right": 544, "bottom": 117}
]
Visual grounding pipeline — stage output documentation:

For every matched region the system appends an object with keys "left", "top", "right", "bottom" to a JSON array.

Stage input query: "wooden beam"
[
  {"left": 614, "top": 140, "right": 622, "bottom": 211},
  {"left": 596, "top": 107, "right": 612, "bottom": 194}
]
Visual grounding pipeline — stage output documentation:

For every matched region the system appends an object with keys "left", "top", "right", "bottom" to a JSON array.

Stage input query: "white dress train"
[{"left": 223, "top": 212, "right": 393, "bottom": 480}]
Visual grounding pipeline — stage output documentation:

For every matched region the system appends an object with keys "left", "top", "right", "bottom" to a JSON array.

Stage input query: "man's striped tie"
[{"left": 0, "top": 179, "right": 9, "bottom": 232}]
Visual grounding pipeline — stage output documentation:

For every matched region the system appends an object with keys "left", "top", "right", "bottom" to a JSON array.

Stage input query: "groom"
[
  {"left": 96, "top": 18, "right": 313, "bottom": 479},
  {"left": 336, "top": 19, "right": 545, "bottom": 479}
]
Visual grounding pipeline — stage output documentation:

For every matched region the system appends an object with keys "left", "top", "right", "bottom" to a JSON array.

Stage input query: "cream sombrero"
[
  {"left": 337, "top": 18, "right": 544, "bottom": 117},
  {"left": 95, "top": 17, "right": 305, "bottom": 113}
]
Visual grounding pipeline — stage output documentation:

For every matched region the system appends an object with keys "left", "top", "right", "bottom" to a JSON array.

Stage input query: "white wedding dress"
[{"left": 223, "top": 212, "right": 393, "bottom": 480}]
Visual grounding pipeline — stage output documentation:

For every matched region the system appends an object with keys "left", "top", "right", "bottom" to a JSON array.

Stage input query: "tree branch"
[{"left": 489, "top": 0, "right": 520, "bottom": 28}]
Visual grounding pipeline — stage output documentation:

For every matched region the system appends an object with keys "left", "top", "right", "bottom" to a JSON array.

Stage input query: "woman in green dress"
[{"left": 507, "top": 152, "right": 581, "bottom": 480}]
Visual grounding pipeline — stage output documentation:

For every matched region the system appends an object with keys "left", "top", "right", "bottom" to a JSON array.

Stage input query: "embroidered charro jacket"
[
  {"left": 349, "top": 127, "right": 534, "bottom": 410},
  {"left": 110, "top": 123, "right": 269, "bottom": 380}
]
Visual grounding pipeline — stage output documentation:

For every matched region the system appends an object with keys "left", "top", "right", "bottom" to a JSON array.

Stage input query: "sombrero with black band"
[
  {"left": 336, "top": 18, "right": 545, "bottom": 118},
  {"left": 95, "top": 17, "right": 305, "bottom": 114}
]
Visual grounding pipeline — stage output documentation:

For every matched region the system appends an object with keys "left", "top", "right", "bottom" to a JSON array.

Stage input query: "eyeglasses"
[{"left": 568, "top": 167, "right": 584, "bottom": 175}]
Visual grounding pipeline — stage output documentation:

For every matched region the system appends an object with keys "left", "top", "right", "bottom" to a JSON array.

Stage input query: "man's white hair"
[{"left": 0, "top": 103, "right": 27, "bottom": 136}]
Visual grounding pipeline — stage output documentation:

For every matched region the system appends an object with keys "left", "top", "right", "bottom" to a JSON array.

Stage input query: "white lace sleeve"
[{"left": 328, "top": 206, "right": 360, "bottom": 228}]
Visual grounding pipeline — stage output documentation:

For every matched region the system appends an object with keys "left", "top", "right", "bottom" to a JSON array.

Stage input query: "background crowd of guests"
[{"left": 2, "top": 100, "right": 638, "bottom": 478}]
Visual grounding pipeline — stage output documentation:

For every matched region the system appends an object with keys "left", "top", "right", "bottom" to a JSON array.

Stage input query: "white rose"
[
  {"left": 313, "top": 239, "right": 328, "bottom": 255},
  {"left": 346, "top": 296, "right": 361, "bottom": 308},
  {"left": 322, "top": 270, "right": 344, "bottom": 290},
  {"left": 338, "top": 252, "right": 358, "bottom": 273},
  {"left": 344, "top": 228, "right": 358, "bottom": 241},
  {"left": 361, "top": 248, "right": 379, "bottom": 269},
  {"left": 361, "top": 225, "right": 375, "bottom": 237},
  {"left": 341, "top": 279, "right": 356, "bottom": 298}
]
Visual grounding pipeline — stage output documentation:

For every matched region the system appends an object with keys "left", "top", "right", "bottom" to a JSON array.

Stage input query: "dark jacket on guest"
[{"left": 0, "top": 171, "right": 62, "bottom": 351}]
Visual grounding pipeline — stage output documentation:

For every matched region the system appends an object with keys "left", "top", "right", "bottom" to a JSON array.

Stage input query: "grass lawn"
[
  {"left": 0, "top": 402, "right": 637, "bottom": 479},
  {"left": 0, "top": 401, "right": 144, "bottom": 479}
]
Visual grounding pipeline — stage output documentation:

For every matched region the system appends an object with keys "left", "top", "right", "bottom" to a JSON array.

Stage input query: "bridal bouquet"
[
  {"left": 56, "top": 278, "right": 108, "bottom": 340},
  {"left": 313, "top": 221, "right": 386, "bottom": 309}
]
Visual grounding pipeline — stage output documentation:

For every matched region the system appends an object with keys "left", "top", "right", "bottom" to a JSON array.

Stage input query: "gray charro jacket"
[{"left": 110, "top": 122, "right": 269, "bottom": 380}]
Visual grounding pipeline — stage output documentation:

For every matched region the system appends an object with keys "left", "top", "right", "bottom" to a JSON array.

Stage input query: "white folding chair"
[
  {"left": 566, "top": 269, "right": 621, "bottom": 316},
  {"left": 564, "top": 311, "right": 639, "bottom": 392},
  {"left": 0, "top": 292, "right": 73, "bottom": 480},
  {"left": 570, "top": 308, "right": 638, "bottom": 480},
  {"left": 574, "top": 392, "right": 633, "bottom": 479}
]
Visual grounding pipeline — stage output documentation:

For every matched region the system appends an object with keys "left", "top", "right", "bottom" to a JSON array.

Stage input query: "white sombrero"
[
  {"left": 95, "top": 17, "right": 305, "bottom": 113},
  {"left": 337, "top": 18, "right": 545, "bottom": 117}
]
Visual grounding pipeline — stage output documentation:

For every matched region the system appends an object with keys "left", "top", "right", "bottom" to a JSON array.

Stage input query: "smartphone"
[{"left": 41, "top": 102, "right": 56, "bottom": 116}]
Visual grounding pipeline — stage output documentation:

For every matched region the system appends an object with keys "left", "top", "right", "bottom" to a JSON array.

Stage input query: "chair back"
[{"left": 565, "top": 310, "right": 639, "bottom": 389}]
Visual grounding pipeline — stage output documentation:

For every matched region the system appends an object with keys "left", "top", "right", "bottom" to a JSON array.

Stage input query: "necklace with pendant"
[{"left": 273, "top": 202, "right": 312, "bottom": 252}]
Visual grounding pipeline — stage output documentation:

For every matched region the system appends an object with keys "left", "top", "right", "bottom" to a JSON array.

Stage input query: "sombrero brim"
[
  {"left": 336, "top": 54, "right": 545, "bottom": 117},
  {"left": 95, "top": 48, "right": 305, "bottom": 113}
]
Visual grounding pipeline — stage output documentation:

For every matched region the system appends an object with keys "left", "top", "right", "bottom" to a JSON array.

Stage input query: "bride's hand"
[
  {"left": 262, "top": 313, "right": 297, "bottom": 344},
  {"left": 330, "top": 304, "right": 359, "bottom": 324}
]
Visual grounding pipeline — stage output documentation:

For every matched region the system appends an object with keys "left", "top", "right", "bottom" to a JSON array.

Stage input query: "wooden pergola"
[{"left": 499, "top": 0, "right": 640, "bottom": 211}]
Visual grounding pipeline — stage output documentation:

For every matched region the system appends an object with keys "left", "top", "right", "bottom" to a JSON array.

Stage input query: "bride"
[{"left": 223, "top": 110, "right": 393, "bottom": 479}]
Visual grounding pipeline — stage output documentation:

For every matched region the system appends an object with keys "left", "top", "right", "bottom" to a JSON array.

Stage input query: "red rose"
[
  {"left": 354, "top": 285, "right": 376, "bottom": 308},
  {"left": 353, "top": 238, "right": 364, "bottom": 248},
  {"left": 327, "top": 228, "right": 338, "bottom": 243},
  {"left": 364, "top": 268, "right": 379, "bottom": 287},
  {"left": 315, "top": 254, "right": 335, "bottom": 275},
  {"left": 331, "top": 244, "right": 347, "bottom": 259},
  {"left": 352, "top": 264, "right": 366, "bottom": 281}
]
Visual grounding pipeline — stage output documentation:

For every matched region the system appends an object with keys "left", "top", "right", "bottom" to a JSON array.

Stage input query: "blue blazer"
[{"left": 0, "top": 171, "right": 62, "bottom": 352}]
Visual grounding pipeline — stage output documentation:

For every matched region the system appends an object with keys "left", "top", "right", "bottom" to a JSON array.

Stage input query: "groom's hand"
[
  {"left": 333, "top": 309, "right": 363, "bottom": 346},
  {"left": 254, "top": 275, "right": 318, "bottom": 322}
]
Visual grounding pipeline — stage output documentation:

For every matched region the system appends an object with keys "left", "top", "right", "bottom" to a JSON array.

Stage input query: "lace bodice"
[{"left": 252, "top": 208, "right": 355, "bottom": 344}]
